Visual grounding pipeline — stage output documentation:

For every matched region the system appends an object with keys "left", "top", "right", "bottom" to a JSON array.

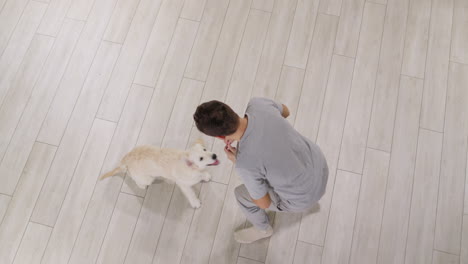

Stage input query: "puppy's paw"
[
  {"left": 191, "top": 199, "right": 201, "bottom": 209},
  {"left": 202, "top": 172, "right": 212, "bottom": 182},
  {"left": 135, "top": 183, "right": 147, "bottom": 189}
]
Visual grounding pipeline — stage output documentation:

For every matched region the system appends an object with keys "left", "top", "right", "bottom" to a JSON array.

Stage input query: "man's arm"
[
  {"left": 253, "top": 193, "right": 272, "bottom": 209},
  {"left": 281, "top": 104, "right": 290, "bottom": 118}
]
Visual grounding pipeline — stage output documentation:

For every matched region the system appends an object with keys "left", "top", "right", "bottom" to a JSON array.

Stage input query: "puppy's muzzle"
[{"left": 208, "top": 154, "right": 220, "bottom": 166}]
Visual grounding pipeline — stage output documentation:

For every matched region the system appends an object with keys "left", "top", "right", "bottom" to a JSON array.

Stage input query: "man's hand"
[
  {"left": 224, "top": 144, "right": 237, "bottom": 163},
  {"left": 282, "top": 104, "right": 290, "bottom": 118}
]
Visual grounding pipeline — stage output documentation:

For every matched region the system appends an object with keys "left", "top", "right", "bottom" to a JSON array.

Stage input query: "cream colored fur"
[{"left": 100, "top": 140, "right": 219, "bottom": 208}]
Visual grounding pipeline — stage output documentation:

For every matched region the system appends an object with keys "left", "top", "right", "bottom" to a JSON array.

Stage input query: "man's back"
[{"left": 236, "top": 97, "right": 328, "bottom": 211}]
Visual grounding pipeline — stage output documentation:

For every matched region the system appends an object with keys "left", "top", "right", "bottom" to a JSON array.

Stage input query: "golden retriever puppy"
[{"left": 100, "top": 140, "right": 219, "bottom": 208}]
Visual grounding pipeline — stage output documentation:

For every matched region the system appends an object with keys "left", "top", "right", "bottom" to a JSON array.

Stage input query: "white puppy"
[{"left": 100, "top": 140, "right": 219, "bottom": 208}]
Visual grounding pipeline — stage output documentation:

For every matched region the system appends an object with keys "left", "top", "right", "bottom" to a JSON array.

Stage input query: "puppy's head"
[{"left": 188, "top": 139, "right": 219, "bottom": 169}]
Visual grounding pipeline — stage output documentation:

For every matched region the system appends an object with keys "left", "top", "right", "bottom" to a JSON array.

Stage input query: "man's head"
[{"left": 193, "top": 100, "right": 240, "bottom": 137}]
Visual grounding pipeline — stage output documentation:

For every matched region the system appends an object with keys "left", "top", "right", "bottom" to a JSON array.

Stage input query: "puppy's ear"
[{"left": 194, "top": 138, "right": 205, "bottom": 147}]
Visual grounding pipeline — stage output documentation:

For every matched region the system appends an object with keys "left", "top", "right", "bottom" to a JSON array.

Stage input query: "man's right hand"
[{"left": 224, "top": 144, "right": 237, "bottom": 163}]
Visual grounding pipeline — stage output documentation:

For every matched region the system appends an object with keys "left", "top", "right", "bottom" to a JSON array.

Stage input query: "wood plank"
[
  {"left": 334, "top": 0, "right": 366, "bottom": 57},
  {"left": 180, "top": 182, "right": 228, "bottom": 264},
  {"left": 123, "top": 79, "right": 203, "bottom": 264},
  {"left": 144, "top": 81, "right": 206, "bottom": 264},
  {"left": 0, "top": 143, "right": 56, "bottom": 264},
  {"left": 158, "top": 79, "right": 205, "bottom": 149},
  {"left": 96, "top": 193, "right": 143, "bottom": 264},
  {"left": 96, "top": 0, "right": 164, "bottom": 122},
  {"left": 297, "top": 55, "right": 354, "bottom": 245},
  {"left": 67, "top": 85, "right": 152, "bottom": 264},
  {"left": 294, "top": 14, "right": 339, "bottom": 142},
  {"left": 209, "top": 172, "right": 247, "bottom": 264},
  {"left": 0, "top": 194, "right": 9, "bottom": 221},
  {"left": 238, "top": 211, "right": 275, "bottom": 262},
  {"left": 40, "top": 119, "right": 116, "bottom": 264},
  {"left": 276, "top": 66, "right": 304, "bottom": 126},
  {"left": 369, "top": 0, "right": 387, "bottom": 4},
  {"left": 251, "top": 0, "right": 297, "bottom": 98},
  {"left": 321, "top": 170, "right": 361, "bottom": 264},
  {"left": 405, "top": 129, "right": 443, "bottom": 264},
  {"left": 0, "top": 1, "right": 47, "bottom": 106},
  {"left": 103, "top": 0, "right": 141, "bottom": 43},
  {"left": 338, "top": 2, "right": 386, "bottom": 174},
  {"left": 0, "top": 35, "right": 54, "bottom": 158},
  {"left": 283, "top": 0, "right": 319, "bottom": 69},
  {"left": 30, "top": 42, "right": 121, "bottom": 226},
  {"left": 66, "top": 0, "right": 96, "bottom": 20},
  {"left": 377, "top": 76, "right": 423, "bottom": 264},
  {"left": 0, "top": 0, "right": 29, "bottom": 54},
  {"left": 37, "top": 0, "right": 73, "bottom": 36},
  {"left": 36, "top": 0, "right": 120, "bottom": 145},
  {"left": 12, "top": 223, "right": 52, "bottom": 264},
  {"left": 238, "top": 257, "right": 264, "bottom": 264},
  {"left": 227, "top": 7, "right": 273, "bottom": 109},
  {"left": 318, "top": 0, "right": 342, "bottom": 16},
  {"left": 367, "top": 0, "right": 410, "bottom": 151},
  {"left": 120, "top": 183, "right": 174, "bottom": 264},
  {"left": 434, "top": 62, "right": 468, "bottom": 254},
  {"left": 133, "top": 23, "right": 201, "bottom": 146},
  {"left": 292, "top": 241, "right": 322, "bottom": 264},
  {"left": 0, "top": 0, "right": 5, "bottom": 12},
  {"left": 466, "top": 143, "right": 468, "bottom": 215},
  {"left": 207, "top": 9, "right": 269, "bottom": 185},
  {"left": 349, "top": 149, "right": 390, "bottom": 264},
  {"left": 252, "top": 0, "right": 274, "bottom": 12},
  {"left": 462, "top": 215, "right": 468, "bottom": 264},
  {"left": 133, "top": 0, "right": 187, "bottom": 87},
  {"left": 265, "top": 212, "right": 302, "bottom": 264},
  {"left": 184, "top": 0, "right": 230, "bottom": 81},
  {"left": 0, "top": 19, "right": 83, "bottom": 196},
  {"left": 419, "top": 0, "right": 453, "bottom": 132},
  {"left": 401, "top": 0, "right": 431, "bottom": 78},
  {"left": 432, "top": 251, "right": 460, "bottom": 264},
  {"left": 180, "top": 0, "right": 207, "bottom": 21},
  {"left": 121, "top": 19, "right": 199, "bottom": 196},
  {"left": 451, "top": 0, "right": 468, "bottom": 64},
  {"left": 198, "top": 0, "right": 252, "bottom": 101}
]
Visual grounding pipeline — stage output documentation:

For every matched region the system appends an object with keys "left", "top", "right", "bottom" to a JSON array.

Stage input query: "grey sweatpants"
[
  {"left": 235, "top": 165, "right": 329, "bottom": 230},
  {"left": 234, "top": 184, "right": 288, "bottom": 230}
]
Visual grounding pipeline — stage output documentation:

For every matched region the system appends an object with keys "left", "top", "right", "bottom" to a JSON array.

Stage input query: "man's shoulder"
[
  {"left": 246, "top": 97, "right": 283, "bottom": 119},
  {"left": 236, "top": 146, "right": 262, "bottom": 169}
]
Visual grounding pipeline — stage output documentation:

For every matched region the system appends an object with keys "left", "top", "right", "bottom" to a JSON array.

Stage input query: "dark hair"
[{"left": 193, "top": 100, "right": 239, "bottom": 137}]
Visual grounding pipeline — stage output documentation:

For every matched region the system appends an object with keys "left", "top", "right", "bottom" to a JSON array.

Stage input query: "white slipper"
[{"left": 234, "top": 225, "right": 273, "bottom": 244}]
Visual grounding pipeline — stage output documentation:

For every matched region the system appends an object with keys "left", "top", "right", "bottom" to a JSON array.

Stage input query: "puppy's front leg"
[
  {"left": 201, "top": 171, "right": 211, "bottom": 182},
  {"left": 178, "top": 184, "right": 201, "bottom": 209}
]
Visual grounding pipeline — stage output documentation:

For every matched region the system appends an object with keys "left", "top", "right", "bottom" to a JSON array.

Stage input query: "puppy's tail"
[{"left": 100, "top": 165, "right": 126, "bottom": 180}]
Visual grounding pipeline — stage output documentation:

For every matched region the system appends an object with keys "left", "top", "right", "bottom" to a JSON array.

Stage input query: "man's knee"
[
  {"left": 234, "top": 184, "right": 255, "bottom": 207},
  {"left": 234, "top": 184, "right": 247, "bottom": 200}
]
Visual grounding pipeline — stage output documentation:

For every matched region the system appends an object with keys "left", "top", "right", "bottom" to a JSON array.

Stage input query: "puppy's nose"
[{"left": 212, "top": 154, "right": 217, "bottom": 160}]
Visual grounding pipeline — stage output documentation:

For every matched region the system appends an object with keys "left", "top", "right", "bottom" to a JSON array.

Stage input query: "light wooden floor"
[{"left": 0, "top": 0, "right": 467, "bottom": 263}]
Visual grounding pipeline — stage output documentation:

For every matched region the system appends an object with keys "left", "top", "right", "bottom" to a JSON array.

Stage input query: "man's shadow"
[{"left": 235, "top": 202, "right": 321, "bottom": 233}]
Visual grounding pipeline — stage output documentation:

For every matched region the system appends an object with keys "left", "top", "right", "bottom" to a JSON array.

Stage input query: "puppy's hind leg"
[
  {"left": 178, "top": 184, "right": 201, "bottom": 209},
  {"left": 128, "top": 170, "right": 151, "bottom": 189},
  {"left": 134, "top": 181, "right": 148, "bottom": 190}
]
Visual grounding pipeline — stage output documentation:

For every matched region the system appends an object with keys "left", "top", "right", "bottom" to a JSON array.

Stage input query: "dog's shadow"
[{"left": 122, "top": 174, "right": 202, "bottom": 219}]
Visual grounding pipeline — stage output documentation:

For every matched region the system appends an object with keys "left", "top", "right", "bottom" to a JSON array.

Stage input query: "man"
[{"left": 193, "top": 97, "right": 328, "bottom": 243}]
